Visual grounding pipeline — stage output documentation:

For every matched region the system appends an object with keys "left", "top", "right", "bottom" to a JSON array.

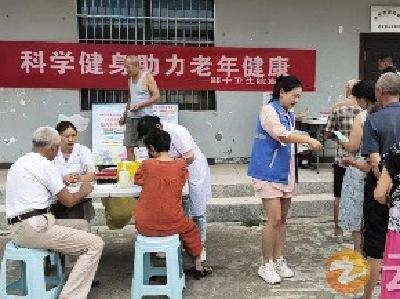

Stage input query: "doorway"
[{"left": 359, "top": 33, "right": 400, "bottom": 81}]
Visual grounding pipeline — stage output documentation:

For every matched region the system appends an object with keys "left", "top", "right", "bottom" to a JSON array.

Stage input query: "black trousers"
[{"left": 363, "top": 171, "right": 389, "bottom": 259}]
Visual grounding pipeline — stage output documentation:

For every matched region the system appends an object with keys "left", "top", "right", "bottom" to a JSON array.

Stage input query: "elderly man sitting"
[{"left": 5, "top": 127, "right": 104, "bottom": 299}]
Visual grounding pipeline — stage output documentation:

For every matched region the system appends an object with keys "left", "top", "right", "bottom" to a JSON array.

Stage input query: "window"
[{"left": 77, "top": 0, "right": 215, "bottom": 111}]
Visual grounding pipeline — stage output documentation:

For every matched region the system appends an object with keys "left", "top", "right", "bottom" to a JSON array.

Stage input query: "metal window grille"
[{"left": 77, "top": 0, "right": 216, "bottom": 111}]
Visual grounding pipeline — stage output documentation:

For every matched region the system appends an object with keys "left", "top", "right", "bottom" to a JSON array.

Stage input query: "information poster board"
[
  {"left": 92, "top": 103, "right": 179, "bottom": 165},
  {"left": 92, "top": 103, "right": 126, "bottom": 165}
]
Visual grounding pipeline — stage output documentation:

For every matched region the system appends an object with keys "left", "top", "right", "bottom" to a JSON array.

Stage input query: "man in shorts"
[{"left": 119, "top": 55, "right": 160, "bottom": 161}]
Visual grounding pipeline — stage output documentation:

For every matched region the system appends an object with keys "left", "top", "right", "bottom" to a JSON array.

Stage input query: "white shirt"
[
  {"left": 53, "top": 143, "right": 95, "bottom": 176},
  {"left": 6, "top": 152, "right": 64, "bottom": 218},
  {"left": 163, "top": 122, "right": 201, "bottom": 159}
]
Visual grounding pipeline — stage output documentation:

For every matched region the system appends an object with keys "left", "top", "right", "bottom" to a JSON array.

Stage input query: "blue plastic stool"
[
  {"left": 0, "top": 241, "right": 64, "bottom": 299},
  {"left": 131, "top": 234, "right": 185, "bottom": 299}
]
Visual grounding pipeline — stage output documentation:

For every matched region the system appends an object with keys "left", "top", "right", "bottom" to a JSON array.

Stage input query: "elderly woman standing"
[
  {"left": 248, "top": 76, "right": 322, "bottom": 284},
  {"left": 338, "top": 80, "right": 377, "bottom": 253}
]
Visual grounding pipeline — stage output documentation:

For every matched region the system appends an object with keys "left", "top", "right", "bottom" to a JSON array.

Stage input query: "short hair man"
[
  {"left": 361, "top": 72, "right": 400, "bottom": 299},
  {"left": 325, "top": 79, "right": 362, "bottom": 243},
  {"left": 119, "top": 55, "right": 160, "bottom": 161},
  {"left": 378, "top": 55, "right": 399, "bottom": 75},
  {"left": 6, "top": 127, "right": 104, "bottom": 299}
]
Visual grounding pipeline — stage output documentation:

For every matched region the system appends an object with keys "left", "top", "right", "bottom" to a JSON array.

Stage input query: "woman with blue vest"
[{"left": 248, "top": 76, "right": 322, "bottom": 284}]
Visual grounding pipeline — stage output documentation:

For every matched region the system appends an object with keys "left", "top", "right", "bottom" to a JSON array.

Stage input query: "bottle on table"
[{"left": 118, "top": 161, "right": 130, "bottom": 188}]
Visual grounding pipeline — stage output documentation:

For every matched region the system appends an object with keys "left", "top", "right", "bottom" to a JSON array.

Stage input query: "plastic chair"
[
  {"left": 131, "top": 234, "right": 185, "bottom": 299},
  {"left": 0, "top": 241, "right": 63, "bottom": 299}
]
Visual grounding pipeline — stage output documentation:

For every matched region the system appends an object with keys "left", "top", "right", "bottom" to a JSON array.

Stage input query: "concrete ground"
[
  {"left": 0, "top": 164, "right": 351, "bottom": 298},
  {"left": 0, "top": 218, "right": 379, "bottom": 299}
]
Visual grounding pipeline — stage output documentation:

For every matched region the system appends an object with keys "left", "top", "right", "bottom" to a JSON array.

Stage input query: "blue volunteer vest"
[{"left": 247, "top": 100, "right": 294, "bottom": 184}]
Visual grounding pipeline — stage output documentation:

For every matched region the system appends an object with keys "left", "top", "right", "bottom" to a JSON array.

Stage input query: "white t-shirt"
[
  {"left": 53, "top": 143, "right": 95, "bottom": 176},
  {"left": 6, "top": 152, "right": 64, "bottom": 218}
]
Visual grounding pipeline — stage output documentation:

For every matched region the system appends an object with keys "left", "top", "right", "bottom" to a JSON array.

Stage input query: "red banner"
[{"left": 0, "top": 41, "right": 316, "bottom": 91}]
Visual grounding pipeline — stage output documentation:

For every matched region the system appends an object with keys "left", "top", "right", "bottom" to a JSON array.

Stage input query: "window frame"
[{"left": 77, "top": 0, "right": 216, "bottom": 112}]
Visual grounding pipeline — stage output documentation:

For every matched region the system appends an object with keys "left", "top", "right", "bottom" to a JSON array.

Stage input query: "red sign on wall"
[{"left": 0, "top": 41, "right": 316, "bottom": 91}]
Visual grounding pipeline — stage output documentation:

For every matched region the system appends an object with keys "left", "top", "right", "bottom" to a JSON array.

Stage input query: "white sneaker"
[
  {"left": 275, "top": 258, "right": 294, "bottom": 278},
  {"left": 258, "top": 261, "right": 281, "bottom": 284},
  {"left": 200, "top": 248, "right": 207, "bottom": 262}
]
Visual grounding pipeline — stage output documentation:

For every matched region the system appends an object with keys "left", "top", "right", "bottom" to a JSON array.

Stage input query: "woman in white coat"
[
  {"left": 53, "top": 121, "right": 96, "bottom": 227},
  {"left": 53, "top": 121, "right": 98, "bottom": 285},
  {"left": 138, "top": 116, "right": 211, "bottom": 262}
]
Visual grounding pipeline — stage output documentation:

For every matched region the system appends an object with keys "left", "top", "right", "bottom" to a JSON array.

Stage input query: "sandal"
[{"left": 190, "top": 266, "right": 213, "bottom": 280}]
